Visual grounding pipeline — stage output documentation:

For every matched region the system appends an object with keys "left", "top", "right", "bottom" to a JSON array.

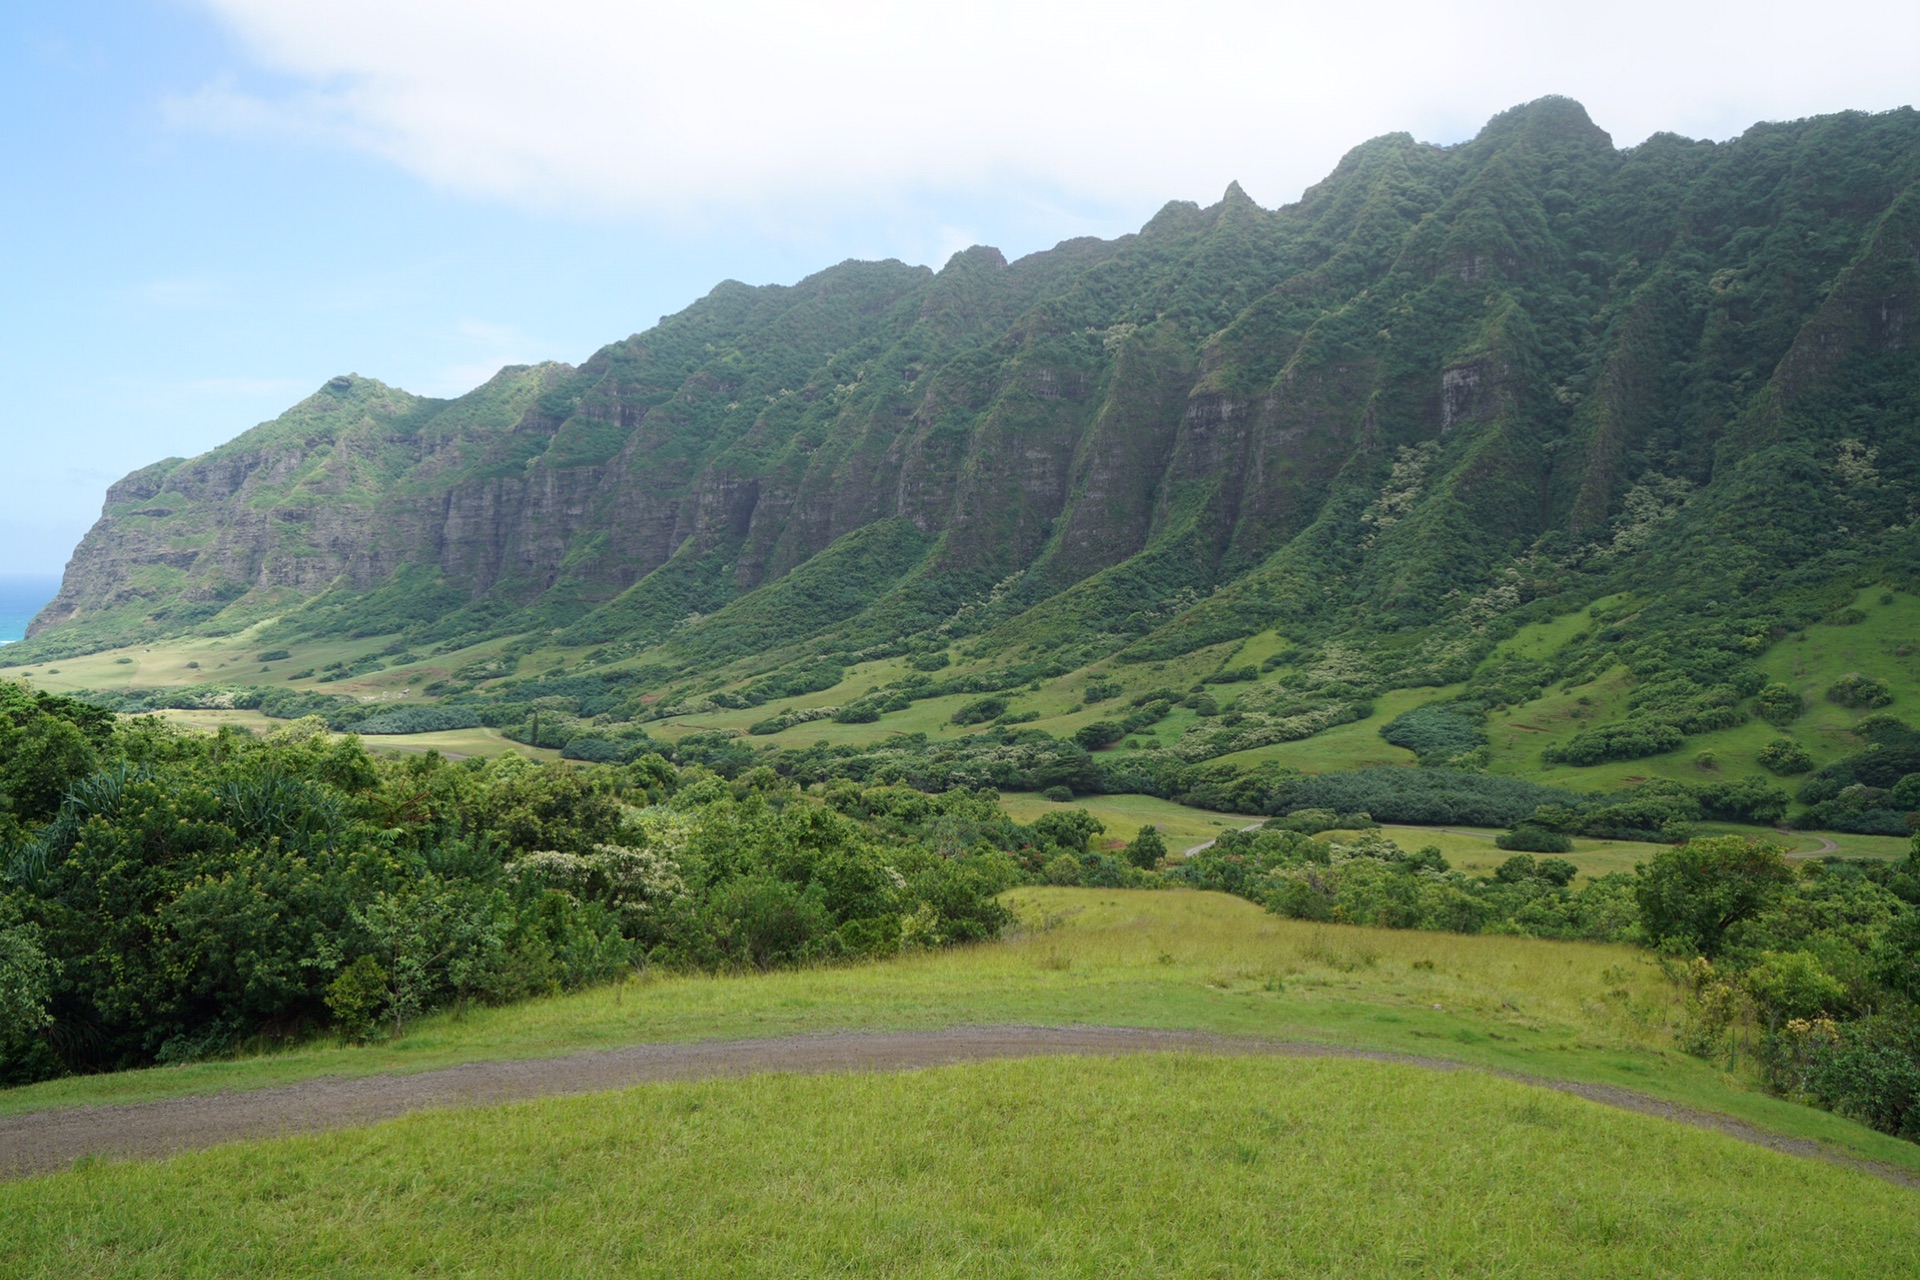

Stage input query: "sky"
[{"left": 1, "top": 1, "right": 1915, "bottom": 578}]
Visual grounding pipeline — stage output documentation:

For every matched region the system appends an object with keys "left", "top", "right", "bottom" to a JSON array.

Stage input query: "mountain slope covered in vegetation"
[{"left": 12, "top": 96, "right": 1920, "bottom": 826}]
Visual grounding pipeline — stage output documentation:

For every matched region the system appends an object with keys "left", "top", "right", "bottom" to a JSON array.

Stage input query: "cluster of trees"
[
  {"left": 1179, "top": 815, "right": 1920, "bottom": 1142},
  {"left": 1644, "top": 840, "right": 1920, "bottom": 1141},
  {"left": 1794, "top": 715, "right": 1920, "bottom": 834},
  {"left": 1176, "top": 826, "right": 1636, "bottom": 943},
  {"left": 0, "top": 683, "right": 1017, "bottom": 1085}
]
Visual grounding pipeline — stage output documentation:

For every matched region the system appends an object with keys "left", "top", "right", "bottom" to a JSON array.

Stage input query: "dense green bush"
[
  {"left": 1542, "top": 719, "right": 1684, "bottom": 766},
  {"left": 1759, "top": 738, "right": 1814, "bottom": 775},
  {"left": 0, "top": 683, "right": 1013, "bottom": 1085},
  {"left": 1827, "top": 674, "right": 1893, "bottom": 709},
  {"left": 1495, "top": 826, "right": 1574, "bottom": 854},
  {"left": 951, "top": 697, "right": 1007, "bottom": 725},
  {"left": 1756, "top": 683, "right": 1804, "bottom": 726},
  {"left": 1124, "top": 825, "right": 1167, "bottom": 869},
  {"left": 1635, "top": 837, "right": 1797, "bottom": 957},
  {"left": 1379, "top": 703, "right": 1486, "bottom": 763},
  {"left": 1073, "top": 721, "right": 1124, "bottom": 751},
  {"left": 349, "top": 706, "right": 484, "bottom": 735},
  {"left": 1267, "top": 769, "right": 1581, "bottom": 827}
]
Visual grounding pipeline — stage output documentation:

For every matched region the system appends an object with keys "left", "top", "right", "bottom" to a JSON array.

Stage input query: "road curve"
[{"left": 2, "top": 1025, "right": 1912, "bottom": 1189}]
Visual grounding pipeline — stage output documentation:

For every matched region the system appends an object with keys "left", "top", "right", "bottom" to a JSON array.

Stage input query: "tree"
[
  {"left": 1124, "top": 824, "right": 1167, "bottom": 869},
  {"left": 1757, "top": 738, "right": 1813, "bottom": 776},
  {"left": 0, "top": 924, "right": 57, "bottom": 1055},
  {"left": 1756, "top": 683, "right": 1804, "bottom": 726},
  {"left": 0, "top": 716, "right": 97, "bottom": 824},
  {"left": 1073, "top": 721, "right": 1124, "bottom": 751},
  {"left": 1032, "top": 809, "right": 1104, "bottom": 854},
  {"left": 1635, "top": 837, "right": 1796, "bottom": 957}
]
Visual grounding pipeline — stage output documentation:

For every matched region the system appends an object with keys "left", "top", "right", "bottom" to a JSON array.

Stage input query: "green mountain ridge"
[{"left": 14, "top": 96, "right": 1920, "bottom": 822}]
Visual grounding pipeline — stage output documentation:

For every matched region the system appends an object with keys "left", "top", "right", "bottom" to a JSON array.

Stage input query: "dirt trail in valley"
[{"left": 3, "top": 1025, "right": 1915, "bottom": 1189}]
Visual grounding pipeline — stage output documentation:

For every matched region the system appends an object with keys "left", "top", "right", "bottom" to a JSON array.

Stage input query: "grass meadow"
[
  {"left": 7, "top": 889, "right": 1916, "bottom": 1178},
  {"left": 5, "top": 1053, "right": 1915, "bottom": 1278},
  {"left": 996, "top": 791, "right": 1263, "bottom": 852}
]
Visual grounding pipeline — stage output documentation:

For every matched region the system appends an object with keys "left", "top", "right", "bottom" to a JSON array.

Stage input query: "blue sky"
[{"left": 3, "top": 1, "right": 1915, "bottom": 577}]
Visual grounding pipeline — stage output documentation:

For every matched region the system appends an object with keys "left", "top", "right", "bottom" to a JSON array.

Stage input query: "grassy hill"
[{"left": 4, "top": 889, "right": 1917, "bottom": 1276}]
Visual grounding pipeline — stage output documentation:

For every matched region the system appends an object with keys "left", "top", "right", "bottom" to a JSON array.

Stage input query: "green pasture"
[
  {"left": 7, "top": 888, "right": 1915, "bottom": 1176},
  {"left": 1486, "top": 587, "right": 1920, "bottom": 789},
  {"left": 6, "top": 1053, "right": 1914, "bottom": 1278},
  {"left": 1208, "top": 685, "right": 1450, "bottom": 773},
  {"left": 1318, "top": 825, "right": 1670, "bottom": 881},
  {"left": 996, "top": 791, "right": 1263, "bottom": 853}
]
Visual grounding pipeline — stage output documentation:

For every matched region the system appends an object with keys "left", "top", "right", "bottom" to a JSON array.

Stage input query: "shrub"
[
  {"left": 1756, "top": 683, "right": 1803, "bottom": 726},
  {"left": 1495, "top": 826, "right": 1574, "bottom": 854},
  {"left": 832, "top": 703, "right": 882, "bottom": 724},
  {"left": 1542, "top": 719, "right": 1683, "bottom": 766},
  {"left": 1041, "top": 853, "right": 1083, "bottom": 886},
  {"left": 561, "top": 737, "right": 629, "bottom": 763},
  {"left": 1124, "top": 824, "right": 1167, "bottom": 869},
  {"left": 1073, "top": 721, "right": 1124, "bottom": 751},
  {"left": 1791, "top": 1019, "right": 1920, "bottom": 1140},
  {"left": 1032, "top": 809, "right": 1104, "bottom": 854},
  {"left": 1039, "top": 784, "right": 1073, "bottom": 802},
  {"left": 1380, "top": 703, "right": 1486, "bottom": 762},
  {"left": 1082, "top": 681, "right": 1121, "bottom": 703},
  {"left": 325, "top": 955, "right": 390, "bottom": 1042},
  {"left": 1827, "top": 674, "right": 1892, "bottom": 709},
  {"left": 1758, "top": 738, "right": 1813, "bottom": 776},
  {"left": 257, "top": 649, "right": 293, "bottom": 663},
  {"left": 350, "top": 706, "right": 484, "bottom": 735},
  {"left": 1268, "top": 769, "right": 1580, "bottom": 828},
  {"left": 951, "top": 697, "right": 1007, "bottom": 725}
]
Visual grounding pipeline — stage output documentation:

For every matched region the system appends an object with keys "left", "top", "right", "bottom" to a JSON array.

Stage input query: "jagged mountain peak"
[{"left": 18, "top": 102, "right": 1920, "bottom": 705}]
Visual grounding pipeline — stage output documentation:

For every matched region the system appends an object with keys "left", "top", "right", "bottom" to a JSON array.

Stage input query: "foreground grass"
[
  {"left": 5, "top": 1055, "right": 1914, "bottom": 1278},
  {"left": 7, "top": 889, "right": 1916, "bottom": 1174}
]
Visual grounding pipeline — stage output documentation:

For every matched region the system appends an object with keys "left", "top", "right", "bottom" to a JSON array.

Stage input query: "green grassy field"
[
  {"left": 5, "top": 1052, "right": 1914, "bottom": 1278},
  {"left": 1207, "top": 684, "right": 1447, "bottom": 773},
  {"left": 1330, "top": 823, "right": 1907, "bottom": 880},
  {"left": 1321, "top": 825, "right": 1668, "bottom": 880},
  {"left": 143, "top": 710, "right": 563, "bottom": 761},
  {"left": 997, "top": 791, "right": 1263, "bottom": 852},
  {"left": 7, "top": 889, "right": 1915, "bottom": 1178},
  {"left": 1486, "top": 587, "right": 1920, "bottom": 789}
]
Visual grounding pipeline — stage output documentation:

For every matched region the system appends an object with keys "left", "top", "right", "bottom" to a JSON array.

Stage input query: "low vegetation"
[
  {"left": 6, "top": 1055, "right": 1917, "bottom": 1278},
  {"left": 6, "top": 669, "right": 1920, "bottom": 1152}
]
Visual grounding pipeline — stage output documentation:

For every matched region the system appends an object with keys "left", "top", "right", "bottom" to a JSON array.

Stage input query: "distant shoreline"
[{"left": 0, "top": 573, "right": 62, "bottom": 648}]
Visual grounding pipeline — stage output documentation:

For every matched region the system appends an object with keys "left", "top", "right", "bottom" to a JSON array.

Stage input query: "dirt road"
[{"left": 3, "top": 1024, "right": 1913, "bottom": 1188}]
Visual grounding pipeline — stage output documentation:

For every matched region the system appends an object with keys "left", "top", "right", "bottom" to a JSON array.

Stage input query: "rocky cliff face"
[{"left": 27, "top": 98, "right": 1920, "bottom": 668}]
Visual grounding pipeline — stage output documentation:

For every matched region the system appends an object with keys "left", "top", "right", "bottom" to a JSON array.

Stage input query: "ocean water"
[{"left": 0, "top": 575, "right": 62, "bottom": 646}]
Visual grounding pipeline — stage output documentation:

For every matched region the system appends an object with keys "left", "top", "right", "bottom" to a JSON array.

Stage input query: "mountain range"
[{"left": 12, "top": 96, "right": 1920, "bottom": 824}]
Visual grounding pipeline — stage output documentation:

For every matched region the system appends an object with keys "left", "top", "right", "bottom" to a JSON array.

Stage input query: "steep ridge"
[{"left": 16, "top": 98, "right": 1920, "bottom": 816}]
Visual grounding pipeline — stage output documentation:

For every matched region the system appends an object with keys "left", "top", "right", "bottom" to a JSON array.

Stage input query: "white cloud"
[{"left": 179, "top": 0, "right": 1920, "bottom": 226}]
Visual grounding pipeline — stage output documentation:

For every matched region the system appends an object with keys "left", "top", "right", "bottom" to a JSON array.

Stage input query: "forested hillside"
[{"left": 9, "top": 96, "right": 1920, "bottom": 827}]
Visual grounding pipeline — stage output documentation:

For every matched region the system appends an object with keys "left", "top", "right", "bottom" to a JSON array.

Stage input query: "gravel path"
[{"left": 3, "top": 1025, "right": 1914, "bottom": 1188}]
